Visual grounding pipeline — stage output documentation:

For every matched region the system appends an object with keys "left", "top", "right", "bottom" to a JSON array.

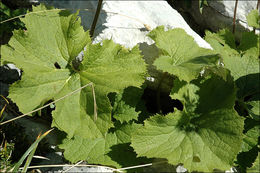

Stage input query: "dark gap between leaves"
[
  {"left": 37, "top": 99, "right": 55, "bottom": 124},
  {"left": 141, "top": 87, "right": 183, "bottom": 115}
]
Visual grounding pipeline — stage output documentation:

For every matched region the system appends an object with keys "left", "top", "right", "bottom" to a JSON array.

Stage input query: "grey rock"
[{"left": 171, "top": 0, "right": 259, "bottom": 40}]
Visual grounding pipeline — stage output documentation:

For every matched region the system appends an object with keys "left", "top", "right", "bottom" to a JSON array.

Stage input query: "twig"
[
  {"left": 32, "top": 155, "right": 50, "bottom": 160},
  {"left": 0, "top": 9, "right": 65, "bottom": 24},
  {"left": 115, "top": 160, "right": 167, "bottom": 171},
  {"left": 115, "top": 163, "right": 153, "bottom": 171},
  {"left": 0, "top": 95, "right": 9, "bottom": 121},
  {"left": 0, "top": 8, "right": 151, "bottom": 32},
  {"left": 0, "top": 83, "right": 94, "bottom": 125},
  {"left": 62, "top": 160, "right": 83, "bottom": 173},
  {"left": 90, "top": 0, "right": 103, "bottom": 38},
  {"left": 232, "top": 0, "right": 238, "bottom": 34},
  {"left": 108, "top": 12, "right": 151, "bottom": 31}
]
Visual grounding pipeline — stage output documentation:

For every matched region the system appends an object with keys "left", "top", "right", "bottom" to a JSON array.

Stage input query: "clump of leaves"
[
  {"left": 1, "top": 3, "right": 259, "bottom": 172},
  {"left": 0, "top": 138, "right": 14, "bottom": 172},
  {"left": 1, "top": 4, "right": 147, "bottom": 169},
  {"left": 131, "top": 26, "right": 244, "bottom": 172},
  {"left": 204, "top": 19, "right": 260, "bottom": 171}
]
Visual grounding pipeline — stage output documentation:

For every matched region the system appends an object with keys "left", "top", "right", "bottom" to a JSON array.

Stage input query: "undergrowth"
[{"left": 0, "top": 2, "right": 259, "bottom": 173}]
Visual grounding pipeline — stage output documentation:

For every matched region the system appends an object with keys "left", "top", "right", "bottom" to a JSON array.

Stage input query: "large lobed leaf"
[
  {"left": 132, "top": 111, "right": 243, "bottom": 172},
  {"left": 205, "top": 30, "right": 260, "bottom": 163},
  {"left": 131, "top": 73, "right": 244, "bottom": 172},
  {"left": 149, "top": 26, "right": 220, "bottom": 82},
  {"left": 60, "top": 123, "right": 142, "bottom": 167},
  {"left": 1, "top": 4, "right": 146, "bottom": 140},
  {"left": 205, "top": 29, "right": 260, "bottom": 100}
]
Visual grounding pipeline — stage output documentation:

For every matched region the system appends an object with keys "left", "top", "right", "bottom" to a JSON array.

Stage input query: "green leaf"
[
  {"left": 194, "top": 72, "right": 237, "bottom": 113},
  {"left": 226, "top": 58, "right": 259, "bottom": 101},
  {"left": 246, "top": 101, "right": 260, "bottom": 120},
  {"left": 1, "top": 4, "right": 146, "bottom": 139},
  {"left": 60, "top": 135, "right": 118, "bottom": 166},
  {"left": 238, "top": 32, "right": 259, "bottom": 57},
  {"left": 205, "top": 29, "right": 260, "bottom": 100},
  {"left": 113, "top": 97, "right": 139, "bottom": 123},
  {"left": 170, "top": 78, "right": 199, "bottom": 112},
  {"left": 131, "top": 111, "right": 244, "bottom": 172},
  {"left": 205, "top": 29, "right": 259, "bottom": 80},
  {"left": 172, "top": 71, "right": 236, "bottom": 114},
  {"left": 241, "top": 126, "right": 260, "bottom": 152},
  {"left": 228, "top": 55, "right": 259, "bottom": 84},
  {"left": 0, "top": 2, "right": 11, "bottom": 16},
  {"left": 150, "top": 26, "right": 220, "bottom": 82},
  {"left": 60, "top": 123, "right": 142, "bottom": 167},
  {"left": 132, "top": 72, "right": 243, "bottom": 172},
  {"left": 247, "top": 152, "right": 260, "bottom": 172},
  {"left": 205, "top": 29, "right": 237, "bottom": 54},
  {"left": 246, "top": 9, "right": 260, "bottom": 28},
  {"left": 112, "top": 87, "right": 143, "bottom": 123}
]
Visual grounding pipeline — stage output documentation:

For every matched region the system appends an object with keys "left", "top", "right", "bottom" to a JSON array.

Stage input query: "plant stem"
[
  {"left": 90, "top": 0, "right": 103, "bottom": 38},
  {"left": 232, "top": 0, "right": 238, "bottom": 34}
]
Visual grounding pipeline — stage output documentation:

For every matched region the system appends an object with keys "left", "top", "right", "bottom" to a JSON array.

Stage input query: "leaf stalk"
[
  {"left": 90, "top": 0, "right": 103, "bottom": 38},
  {"left": 232, "top": 0, "right": 238, "bottom": 34}
]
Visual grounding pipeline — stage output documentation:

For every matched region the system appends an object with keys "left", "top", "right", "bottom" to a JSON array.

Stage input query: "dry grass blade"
[
  {"left": 91, "top": 84, "right": 98, "bottom": 121},
  {"left": 0, "top": 9, "right": 65, "bottom": 24},
  {"left": 0, "top": 82, "right": 95, "bottom": 125},
  {"left": 0, "top": 95, "right": 9, "bottom": 121},
  {"left": 62, "top": 160, "right": 83, "bottom": 173},
  {"left": 0, "top": 95, "right": 9, "bottom": 104},
  {"left": 115, "top": 160, "right": 167, "bottom": 172},
  {"left": 32, "top": 155, "right": 50, "bottom": 160},
  {"left": 115, "top": 163, "right": 153, "bottom": 171},
  {"left": 0, "top": 7, "right": 151, "bottom": 31}
]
